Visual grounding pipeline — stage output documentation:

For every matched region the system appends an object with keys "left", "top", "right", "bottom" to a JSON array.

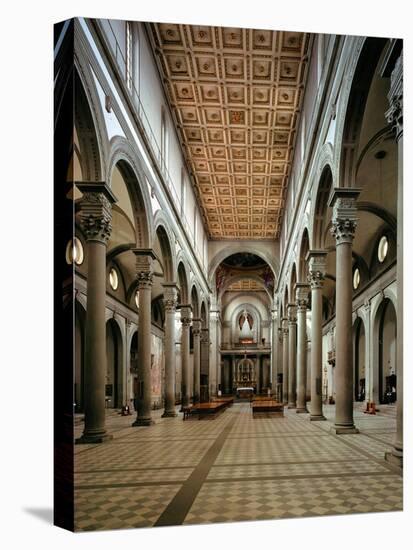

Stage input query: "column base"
[
  {"left": 132, "top": 417, "right": 155, "bottom": 427},
  {"left": 287, "top": 403, "right": 296, "bottom": 409},
  {"left": 75, "top": 432, "right": 113, "bottom": 444},
  {"left": 385, "top": 450, "right": 403, "bottom": 469},
  {"left": 296, "top": 407, "right": 308, "bottom": 414},
  {"left": 330, "top": 425, "right": 359, "bottom": 434},
  {"left": 310, "top": 414, "right": 326, "bottom": 421},
  {"left": 162, "top": 410, "right": 178, "bottom": 418}
]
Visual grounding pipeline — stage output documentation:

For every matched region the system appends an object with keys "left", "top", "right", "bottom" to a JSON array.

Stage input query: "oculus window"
[
  {"left": 378, "top": 235, "right": 389, "bottom": 263},
  {"left": 65, "top": 237, "right": 84, "bottom": 265},
  {"left": 353, "top": 267, "right": 360, "bottom": 290},
  {"left": 109, "top": 267, "right": 119, "bottom": 290}
]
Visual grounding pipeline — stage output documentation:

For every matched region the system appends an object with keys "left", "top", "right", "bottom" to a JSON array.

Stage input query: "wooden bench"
[
  {"left": 250, "top": 395, "right": 273, "bottom": 406},
  {"left": 252, "top": 399, "right": 284, "bottom": 418},
  {"left": 194, "top": 401, "right": 227, "bottom": 420},
  {"left": 212, "top": 396, "right": 234, "bottom": 408}
]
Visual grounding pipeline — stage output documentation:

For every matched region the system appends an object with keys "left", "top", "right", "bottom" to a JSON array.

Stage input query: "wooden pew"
[
  {"left": 195, "top": 401, "right": 227, "bottom": 419},
  {"left": 212, "top": 396, "right": 234, "bottom": 407},
  {"left": 252, "top": 399, "right": 284, "bottom": 418}
]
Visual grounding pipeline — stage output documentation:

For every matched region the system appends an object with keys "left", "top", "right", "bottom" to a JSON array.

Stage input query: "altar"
[
  {"left": 236, "top": 386, "right": 254, "bottom": 399},
  {"left": 233, "top": 357, "right": 257, "bottom": 389}
]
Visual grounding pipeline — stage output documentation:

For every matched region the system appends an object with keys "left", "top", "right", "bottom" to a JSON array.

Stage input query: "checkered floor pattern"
[{"left": 73, "top": 402, "right": 402, "bottom": 531}]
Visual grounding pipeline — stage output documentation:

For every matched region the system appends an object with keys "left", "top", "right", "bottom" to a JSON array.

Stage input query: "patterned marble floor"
[{"left": 73, "top": 402, "right": 402, "bottom": 531}]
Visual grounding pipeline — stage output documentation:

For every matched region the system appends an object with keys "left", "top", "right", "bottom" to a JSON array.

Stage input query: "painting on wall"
[{"left": 151, "top": 334, "right": 163, "bottom": 400}]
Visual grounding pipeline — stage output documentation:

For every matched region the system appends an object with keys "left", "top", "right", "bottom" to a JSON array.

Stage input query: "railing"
[
  {"left": 221, "top": 342, "right": 271, "bottom": 351},
  {"left": 98, "top": 20, "right": 205, "bottom": 269}
]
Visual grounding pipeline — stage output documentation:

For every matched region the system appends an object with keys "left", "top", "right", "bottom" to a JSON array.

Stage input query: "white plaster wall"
[{"left": 100, "top": 21, "right": 208, "bottom": 270}]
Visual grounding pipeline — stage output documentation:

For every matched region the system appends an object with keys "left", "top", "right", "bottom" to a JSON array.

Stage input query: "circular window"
[
  {"left": 109, "top": 267, "right": 119, "bottom": 290},
  {"left": 353, "top": 267, "right": 360, "bottom": 290},
  {"left": 378, "top": 235, "right": 389, "bottom": 263},
  {"left": 135, "top": 290, "right": 140, "bottom": 309},
  {"left": 65, "top": 237, "right": 84, "bottom": 265}
]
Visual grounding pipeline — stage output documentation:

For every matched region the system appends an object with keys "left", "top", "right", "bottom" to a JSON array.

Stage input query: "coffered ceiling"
[{"left": 147, "top": 23, "right": 311, "bottom": 239}]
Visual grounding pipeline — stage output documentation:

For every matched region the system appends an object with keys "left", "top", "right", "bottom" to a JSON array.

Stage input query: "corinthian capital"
[
  {"left": 133, "top": 249, "right": 156, "bottom": 290},
  {"left": 287, "top": 304, "right": 297, "bottom": 325},
  {"left": 180, "top": 305, "right": 192, "bottom": 327},
  {"left": 162, "top": 283, "right": 178, "bottom": 312},
  {"left": 306, "top": 250, "right": 327, "bottom": 289},
  {"left": 77, "top": 182, "right": 117, "bottom": 244},
  {"left": 328, "top": 188, "right": 361, "bottom": 245},
  {"left": 295, "top": 283, "right": 310, "bottom": 311},
  {"left": 385, "top": 52, "right": 403, "bottom": 142},
  {"left": 192, "top": 318, "right": 202, "bottom": 335}
]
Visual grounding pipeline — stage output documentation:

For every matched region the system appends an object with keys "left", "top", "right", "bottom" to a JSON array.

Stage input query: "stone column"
[
  {"left": 307, "top": 250, "right": 327, "bottom": 421},
  {"left": 271, "top": 309, "right": 278, "bottom": 394},
  {"left": 277, "top": 327, "right": 283, "bottom": 401},
  {"left": 192, "top": 318, "right": 201, "bottom": 403},
  {"left": 385, "top": 52, "right": 403, "bottom": 468},
  {"left": 229, "top": 356, "right": 233, "bottom": 393},
  {"left": 209, "top": 310, "right": 219, "bottom": 397},
  {"left": 363, "top": 300, "right": 372, "bottom": 404},
  {"left": 281, "top": 317, "right": 289, "bottom": 404},
  {"left": 201, "top": 328, "right": 209, "bottom": 401},
  {"left": 329, "top": 188, "right": 361, "bottom": 434},
  {"left": 180, "top": 305, "right": 192, "bottom": 407},
  {"left": 257, "top": 356, "right": 261, "bottom": 393},
  {"left": 162, "top": 284, "right": 178, "bottom": 417},
  {"left": 296, "top": 283, "right": 310, "bottom": 413},
  {"left": 287, "top": 304, "right": 297, "bottom": 408},
  {"left": 76, "top": 182, "right": 116, "bottom": 444},
  {"left": 132, "top": 250, "right": 156, "bottom": 426}
]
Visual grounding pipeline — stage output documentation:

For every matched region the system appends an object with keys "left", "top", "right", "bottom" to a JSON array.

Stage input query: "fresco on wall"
[{"left": 151, "top": 334, "right": 164, "bottom": 401}]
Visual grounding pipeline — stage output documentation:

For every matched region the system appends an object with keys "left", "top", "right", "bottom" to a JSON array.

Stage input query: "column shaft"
[
  {"left": 329, "top": 188, "right": 360, "bottom": 434},
  {"left": 335, "top": 240, "right": 354, "bottom": 429},
  {"left": 277, "top": 328, "right": 283, "bottom": 401},
  {"left": 132, "top": 250, "right": 156, "bottom": 427},
  {"left": 162, "top": 285, "right": 178, "bottom": 417},
  {"left": 192, "top": 319, "right": 201, "bottom": 403},
  {"left": 82, "top": 240, "right": 109, "bottom": 440},
  {"left": 201, "top": 328, "right": 209, "bottom": 401},
  {"left": 180, "top": 306, "right": 192, "bottom": 407},
  {"left": 308, "top": 251, "right": 327, "bottom": 421},
  {"left": 296, "top": 284, "right": 309, "bottom": 413},
  {"left": 133, "top": 278, "right": 154, "bottom": 426},
  {"left": 282, "top": 318, "right": 289, "bottom": 404},
  {"left": 209, "top": 311, "right": 219, "bottom": 397},
  {"left": 310, "top": 285, "right": 324, "bottom": 419},
  {"left": 287, "top": 305, "right": 297, "bottom": 408},
  {"left": 271, "top": 311, "right": 278, "bottom": 395},
  {"left": 76, "top": 182, "right": 116, "bottom": 444}
]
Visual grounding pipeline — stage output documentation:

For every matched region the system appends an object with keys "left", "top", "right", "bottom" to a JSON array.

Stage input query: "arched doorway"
[
  {"left": 378, "top": 299, "right": 397, "bottom": 404},
  {"left": 106, "top": 319, "right": 123, "bottom": 408},
  {"left": 353, "top": 317, "right": 366, "bottom": 402}
]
